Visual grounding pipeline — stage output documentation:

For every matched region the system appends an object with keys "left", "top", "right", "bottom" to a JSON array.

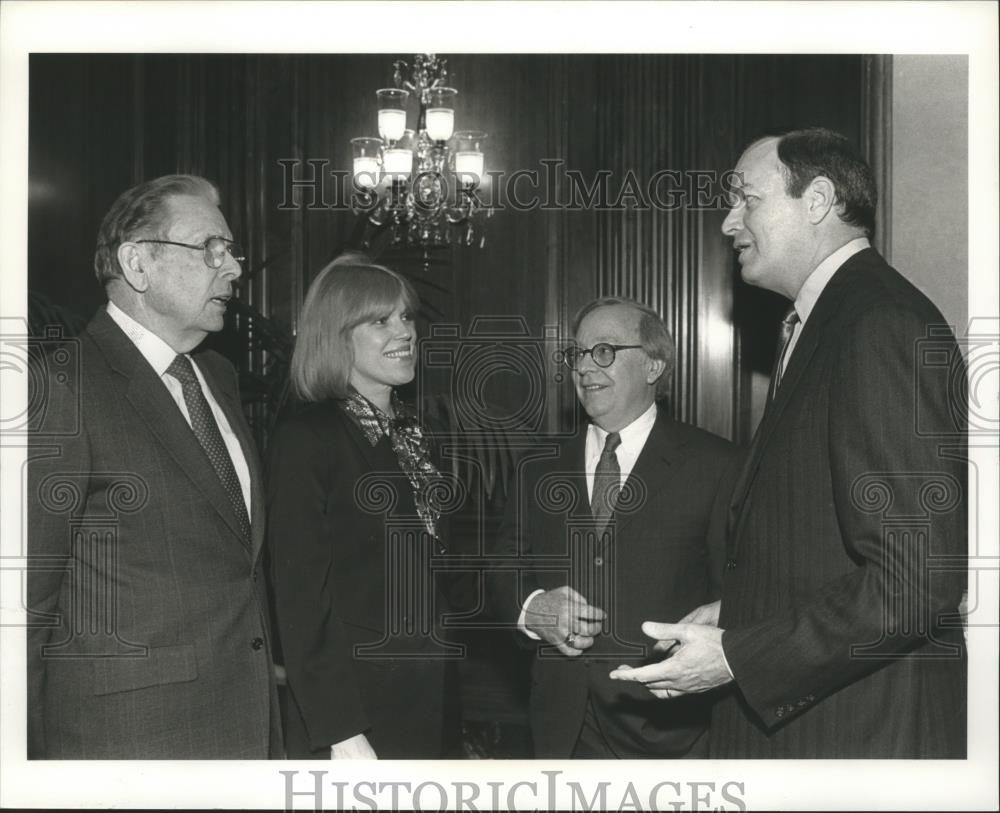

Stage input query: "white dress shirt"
[
  {"left": 783, "top": 237, "right": 870, "bottom": 374},
  {"left": 519, "top": 401, "right": 659, "bottom": 637},
  {"left": 106, "top": 301, "right": 252, "bottom": 515},
  {"left": 583, "top": 400, "right": 658, "bottom": 500}
]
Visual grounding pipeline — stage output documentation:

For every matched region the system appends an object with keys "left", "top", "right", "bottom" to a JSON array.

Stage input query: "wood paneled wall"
[{"left": 29, "top": 53, "right": 863, "bottom": 444}]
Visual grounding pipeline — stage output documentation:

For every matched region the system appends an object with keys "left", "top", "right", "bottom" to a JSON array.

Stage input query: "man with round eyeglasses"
[
  {"left": 27, "top": 175, "right": 282, "bottom": 758},
  {"left": 492, "top": 296, "right": 738, "bottom": 758}
]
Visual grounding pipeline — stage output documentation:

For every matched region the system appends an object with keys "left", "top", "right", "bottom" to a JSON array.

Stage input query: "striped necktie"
[
  {"left": 768, "top": 307, "right": 800, "bottom": 401},
  {"left": 591, "top": 431, "right": 622, "bottom": 530},
  {"left": 166, "top": 354, "right": 250, "bottom": 540}
]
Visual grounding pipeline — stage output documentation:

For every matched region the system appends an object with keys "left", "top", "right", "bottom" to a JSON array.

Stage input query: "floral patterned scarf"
[{"left": 340, "top": 390, "right": 444, "bottom": 548}]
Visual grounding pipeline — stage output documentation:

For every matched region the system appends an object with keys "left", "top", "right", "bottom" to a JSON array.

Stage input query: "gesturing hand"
[
  {"left": 525, "top": 585, "right": 605, "bottom": 657},
  {"left": 609, "top": 620, "right": 733, "bottom": 698},
  {"left": 330, "top": 732, "right": 377, "bottom": 759},
  {"left": 677, "top": 599, "right": 721, "bottom": 627}
]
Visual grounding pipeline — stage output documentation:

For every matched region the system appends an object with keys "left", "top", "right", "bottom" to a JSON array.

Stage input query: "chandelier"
[{"left": 350, "top": 54, "right": 491, "bottom": 250}]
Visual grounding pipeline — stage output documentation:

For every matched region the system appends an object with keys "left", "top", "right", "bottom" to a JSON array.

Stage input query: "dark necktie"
[
  {"left": 768, "top": 307, "right": 800, "bottom": 401},
  {"left": 591, "top": 431, "right": 622, "bottom": 530},
  {"left": 166, "top": 354, "right": 250, "bottom": 540}
]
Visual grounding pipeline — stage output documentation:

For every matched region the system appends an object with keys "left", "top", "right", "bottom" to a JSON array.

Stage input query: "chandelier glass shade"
[{"left": 350, "top": 55, "right": 491, "bottom": 249}]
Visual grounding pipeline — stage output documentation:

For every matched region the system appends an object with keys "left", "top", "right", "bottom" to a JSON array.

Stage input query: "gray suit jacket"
[{"left": 27, "top": 307, "right": 281, "bottom": 758}]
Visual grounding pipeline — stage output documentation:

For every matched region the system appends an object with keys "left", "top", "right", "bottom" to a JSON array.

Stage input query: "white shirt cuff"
[
  {"left": 518, "top": 589, "right": 545, "bottom": 640},
  {"left": 720, "top": 636, "right": 735, "bottom": 679}
]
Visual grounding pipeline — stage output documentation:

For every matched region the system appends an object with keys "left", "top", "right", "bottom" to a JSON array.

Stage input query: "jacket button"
[
  {"left": 251, "top": 637, "right": 264, "bottom": 651},
  {"left": 725, "top": 558, "right": 737, "bottom": 570}
]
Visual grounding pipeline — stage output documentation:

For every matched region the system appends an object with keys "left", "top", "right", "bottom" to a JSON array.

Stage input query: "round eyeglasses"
[
  {"left": 558, "top": 343, "right": 643, "bottom": 370},
  {"left": 135, "top": 236, "right": 245, "bottom": 269}
]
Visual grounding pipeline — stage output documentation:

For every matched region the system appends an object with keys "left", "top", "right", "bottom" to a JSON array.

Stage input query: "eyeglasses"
[
  {"left": 558, "top": 343, "right": 643, "bottom": 370},
  {"left": 135, "top": 236, "right": 245, "bottom": 269}
]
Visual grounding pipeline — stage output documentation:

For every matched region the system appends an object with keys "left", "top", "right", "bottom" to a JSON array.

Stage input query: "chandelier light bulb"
[
  {"left": 376, "top": 88, "right": 409, "bottom": 142},
  {"left": 425, "top": 87, "right": 457, "bottom": 142},
  {"left": 351, "top": 137, "right": 384, "bottom": 190},
  {"left": 455, "top": 151, "right": 484, "bottom": 187},
  {"left": 353, "top": 156, "right": 380, "bottom": 188},
  {"left": 383, "top": 148, "right": 413, "bottom": 178},
  {"left": 382, "top": 130, "right": 416, "bottom": 180}
]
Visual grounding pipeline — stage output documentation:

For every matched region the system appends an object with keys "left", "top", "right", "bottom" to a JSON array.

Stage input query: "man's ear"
[
  {"left": 118, "top": 243, "right": 150, "bottom": 293},
  {"left": 806, "top": 176, "right": 837, "bottom": 225},
  {"left": 646, "top": 357, "right": 666, "bottom": 385}
]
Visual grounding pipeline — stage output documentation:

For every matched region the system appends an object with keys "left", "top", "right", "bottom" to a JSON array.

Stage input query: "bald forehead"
[
  {"left": 735, "top": 137, "right": 783, "bottom": 188},
  {"left": 575, "top": 304, "right": 642, "bottom": 343},
  {"left": 743, "top": 136, "right": 780, "bottom": 159}
]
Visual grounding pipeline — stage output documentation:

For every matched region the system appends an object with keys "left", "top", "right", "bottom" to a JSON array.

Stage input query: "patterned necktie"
[
  {"left": 166, "top": 354, "right": 250, "bottom": 540},
  {"left": 591, "top": 431, "right": 622, "bottom": 530},
  {"left": 768, "top": 307, "right": 801, "bottom": 401}
]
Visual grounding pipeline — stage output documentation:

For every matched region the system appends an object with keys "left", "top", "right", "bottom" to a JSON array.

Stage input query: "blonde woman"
[{"left": 268, "top": 259, "right": 455, "bottom": 759}]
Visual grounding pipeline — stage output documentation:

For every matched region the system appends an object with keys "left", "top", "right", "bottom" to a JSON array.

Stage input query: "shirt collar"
[
  {"left": 588, "top": 400, "right": 658, "bottom": 451},
  {"left": 105, "top": 300, "right": 183, "bottom": 377},
  {"left": 794, "top": 237, "right": 870, "bottom": 325}
]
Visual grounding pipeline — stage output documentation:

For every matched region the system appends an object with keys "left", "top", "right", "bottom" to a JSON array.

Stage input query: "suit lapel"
[
  {"left": 613, "top": 409, "right": 680, "bottom": 535},
  {"left": 88, "top": 311, "right": 252, "bottom": 555},
  {"left": 727, "top": 258, "right": 860, "bottom": 541},
  {"left": 195, "top": 352, "right": 262, "bottom": 556}
]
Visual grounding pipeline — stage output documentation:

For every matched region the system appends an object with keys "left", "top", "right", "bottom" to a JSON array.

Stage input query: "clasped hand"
[
  {"left": 608, "top": 600, "right": 733, "bottom": 698},
  {"left": 525, "top": 585, "right": 605, "bottom": 657}
]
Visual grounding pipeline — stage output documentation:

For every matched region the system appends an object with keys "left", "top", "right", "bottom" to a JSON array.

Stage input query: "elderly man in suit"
[
  {"left": 611, "top": 128, "right": 967, "bottom": 758},
  {"left": 494, "top": 297, "right": 737, "bottom": 758},
  {"left": 27, "top": 175, "right": 281, "bottom": 758}
]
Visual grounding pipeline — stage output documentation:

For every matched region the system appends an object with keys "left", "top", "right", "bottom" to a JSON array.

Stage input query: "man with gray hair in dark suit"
[{"left": 28, "top": 175, "right": 282, "bottom": 758}]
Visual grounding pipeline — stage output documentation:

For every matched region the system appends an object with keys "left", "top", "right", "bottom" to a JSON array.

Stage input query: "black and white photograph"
[{"left": 1, "top": 1, "right": 997, "bottom": 810}]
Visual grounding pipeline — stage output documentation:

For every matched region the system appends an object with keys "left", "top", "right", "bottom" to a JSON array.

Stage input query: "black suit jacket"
[
  {"left": 27, "top": 307, "right": 280, "bottom": 758},
  {"left": 494, "top": 407, "right": 739, "bottom": 758},
  {"left": 267, "top": 400, "right": 458, "bottom": 759},
  {"left": 715, "top": 248, "right": 968, "bottom": 758}
]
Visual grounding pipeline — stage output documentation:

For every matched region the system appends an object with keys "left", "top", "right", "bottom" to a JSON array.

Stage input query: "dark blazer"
[
  {"left": 494, "top": 406, "right": 739, "bottom": 758},
  {"left": 715, "top": 248, "right": 968, "bottom": 758},
  {"left": 27, "top": 307, "right": 281, "bottom": 759},
  {"left": 267, "top": 400, "right": 456, "bottom": 759}
]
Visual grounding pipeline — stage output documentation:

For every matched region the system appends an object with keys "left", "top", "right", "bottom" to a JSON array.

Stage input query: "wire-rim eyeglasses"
[{"left": 135, "top": 236, "right": 245, "bottom": 269}]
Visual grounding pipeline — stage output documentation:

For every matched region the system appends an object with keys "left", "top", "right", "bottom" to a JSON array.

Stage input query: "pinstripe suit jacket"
[
  {"left": 714, "top": 249, "right": 967, "bottom": 758},
  {"left": 27, "top": 307, "right": 281, "bottom": 758}
]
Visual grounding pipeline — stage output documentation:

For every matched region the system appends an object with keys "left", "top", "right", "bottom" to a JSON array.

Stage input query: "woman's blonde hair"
[{"left": 290, "top": 257, "right": 418, "bottom": 402}]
